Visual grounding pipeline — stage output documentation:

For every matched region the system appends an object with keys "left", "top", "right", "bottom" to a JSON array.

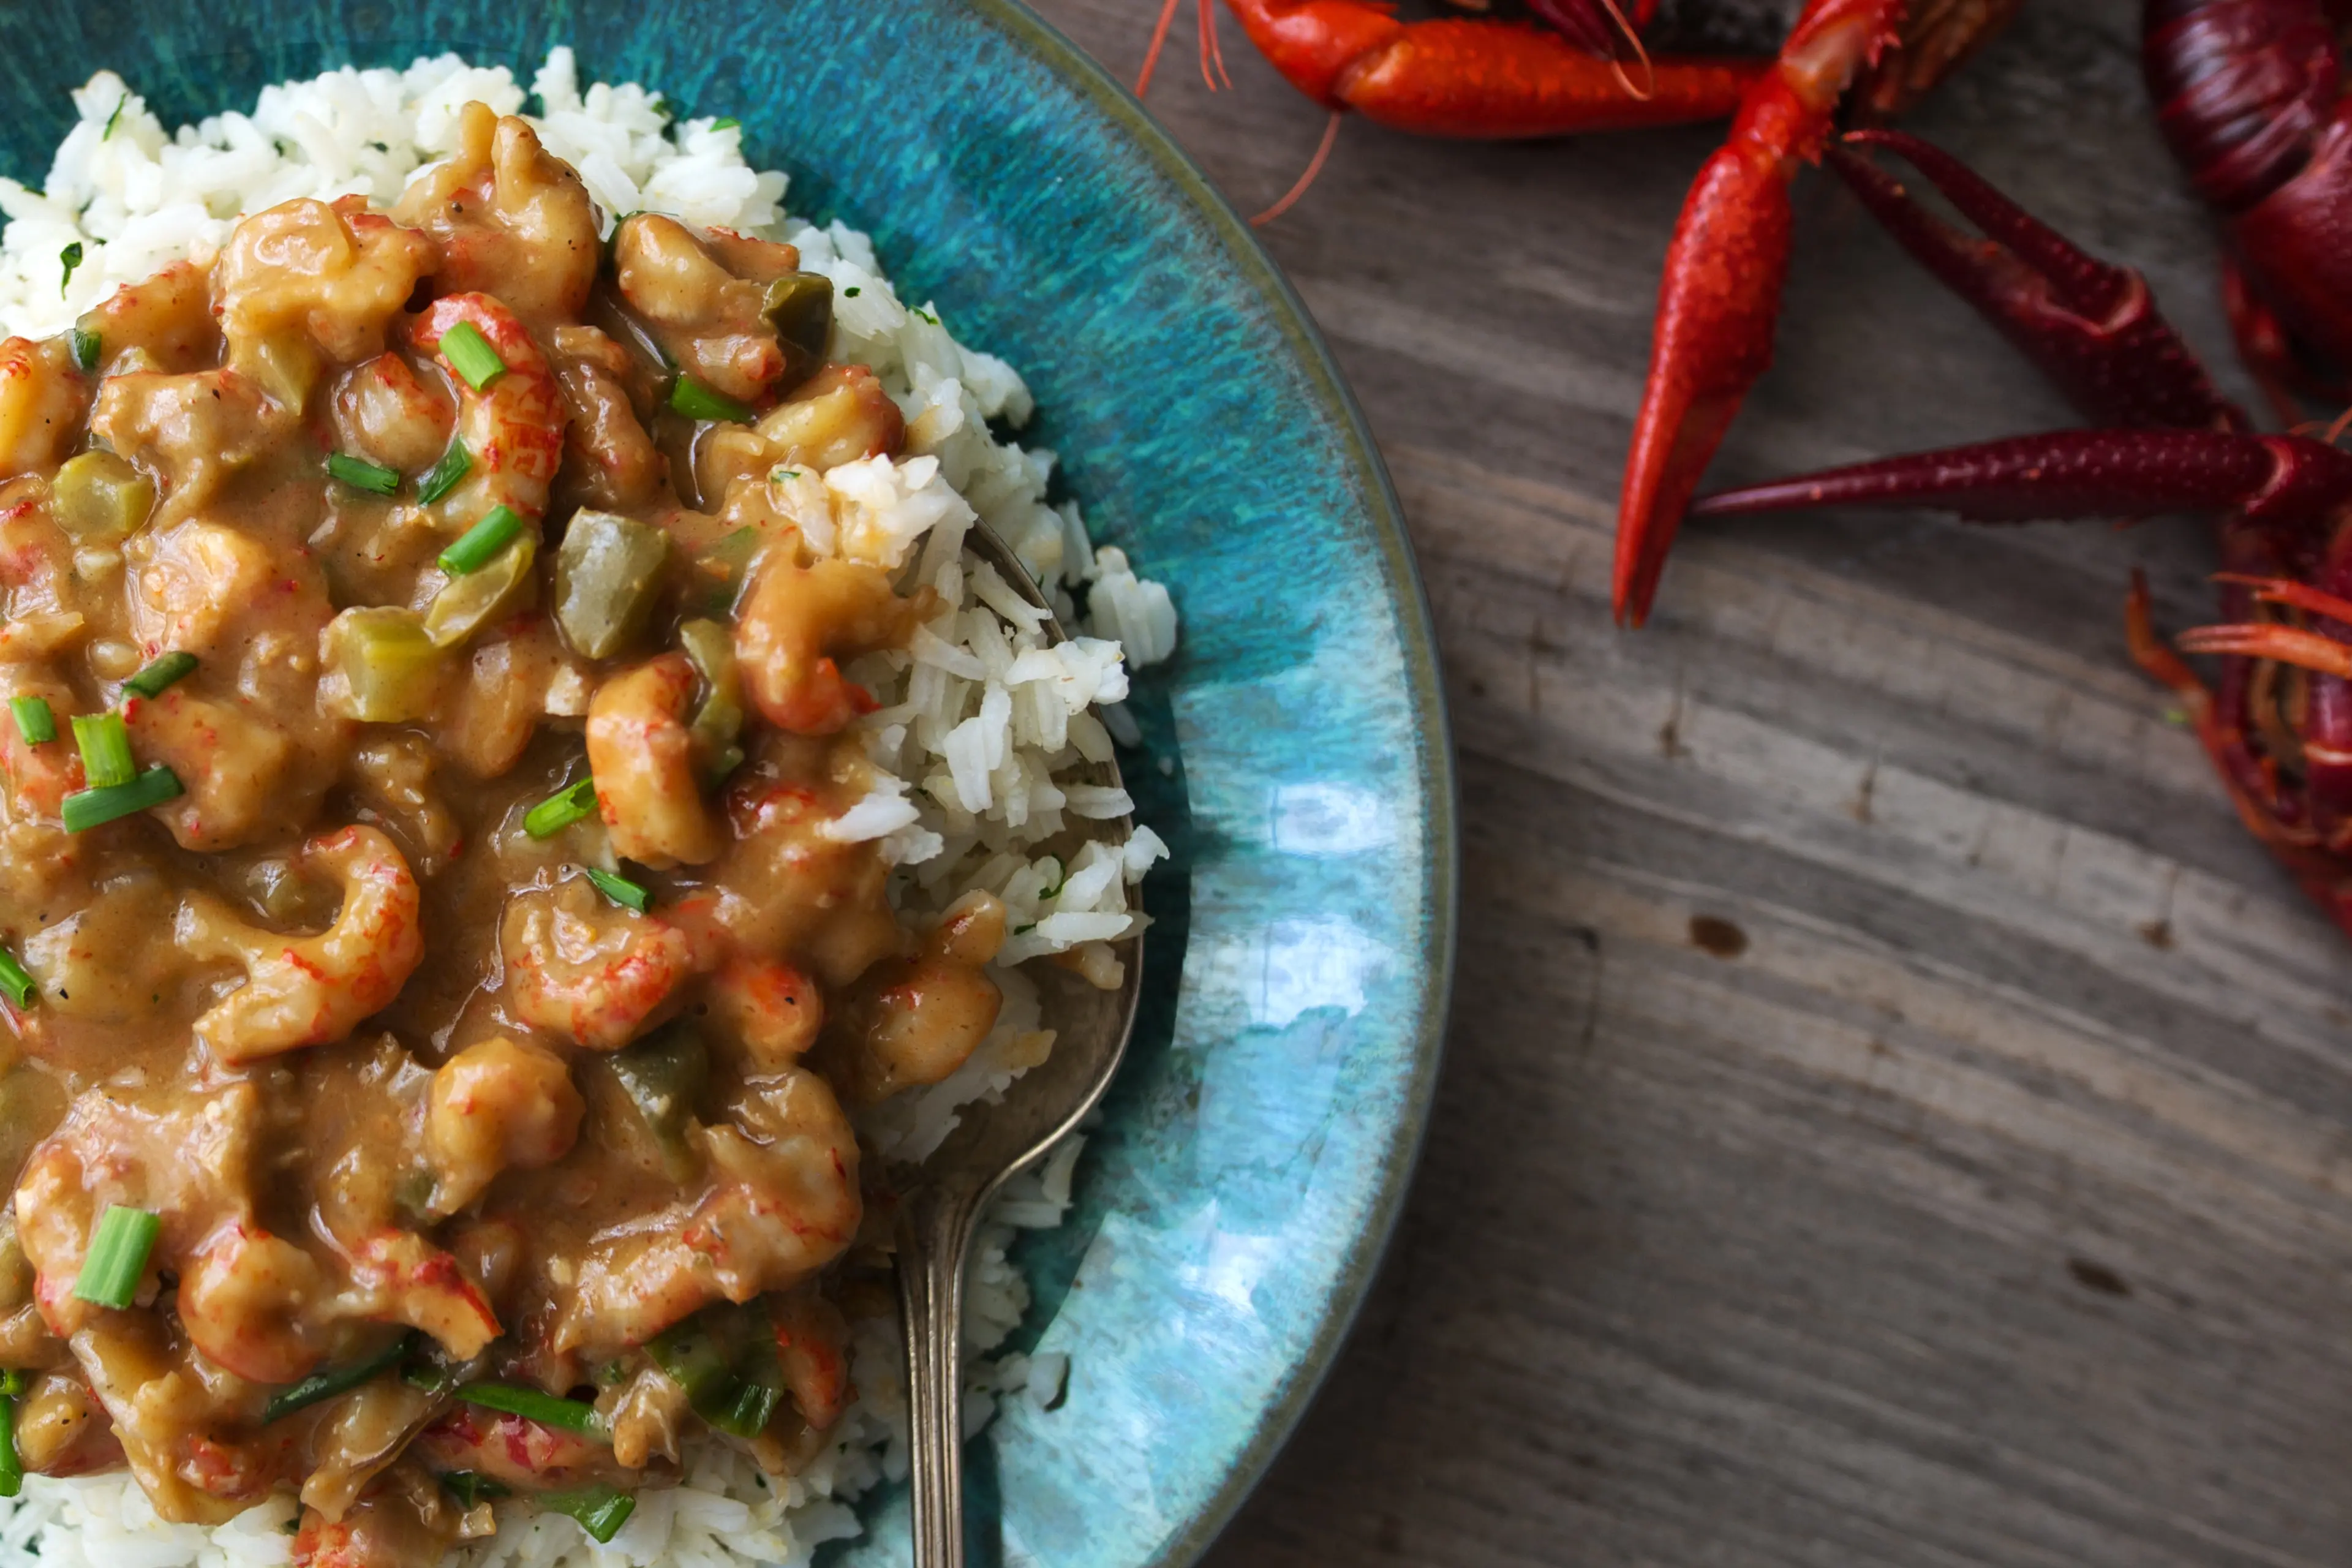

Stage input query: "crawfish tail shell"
[
  {"left": 2230, "top": 116, "right": 2352, "bottom": 373},
  {"left": 2143, "top": 0, "right": 2337, "bottom": 213}
]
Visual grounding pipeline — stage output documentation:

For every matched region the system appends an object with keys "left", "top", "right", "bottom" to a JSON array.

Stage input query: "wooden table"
[{"left": 1027, "top": 2, "right": 2352, "bottom": 1562}]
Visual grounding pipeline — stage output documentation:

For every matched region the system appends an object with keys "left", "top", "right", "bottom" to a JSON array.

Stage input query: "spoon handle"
[{"left": 899, "top": 1178, "right": 984, "bottom": 1567}]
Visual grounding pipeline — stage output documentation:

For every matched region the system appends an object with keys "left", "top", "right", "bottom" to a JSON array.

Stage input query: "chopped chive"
[
  {"left": 58, "top": 243, "right": 81, "bottom": 298},
  {"left": 712, "top": 116, "right": 740, "bottom": 131},
  {"left": 418, "top": 440, "right": 472, "bottom": 505},
  {"left": 439, "top": 320, "right": 507, "bottom": 390},
  {"left": 402, "top": 1360, "right": 462, "bottom": 1398},
  {"left": 61, "top": 764, "right": 181, "bottom": 832},
  {"left": 541, "top": 1485, "right": 635, "bottom": 1544},
  {"left": 440, "top": 1471, "right": 512, "bottom": 1508},
  {"left": 69, "top": 326, "right": 100, "bottom": 374},
  {"left": 0, "top": 951, "right": 33, "bottom": 1010},
  {"left": 72, "top": 1205, "right": 159, "bottom": 1308},
  {"left": 103, "top": 94, "right": 127, "bottom": 140},
  {"left": 1038, "top": 856, "right": 1065, "bottom": 900},
  {"left": 438, "top": 505, "right": 523, "bottom": 576},
  {"left": 524, "top": 776, "right": 598, "bottom": 839},
  {"left": 263, "top": 1332, "right": 415, "bottom": 1425},
  {"left": 0, "top": 1380, "right": 20, "bottom": 1499},
  {"left": 584, "top": 867, "right": 651, "bottom": 913},
  {"left": 124, "top": 650, "right": 197, "bottom": 699},
  {"left": 453, "top": 1382, "right": 603, "bottom": 1436},
  {"left": 70, "top": 711, "right": 134, "bottom": 789},
  {"left": 327, "top": 451, "right": 400, "bottom": 496},
  {"left": 843, "top": 286, "right": 861, "bottom": 298},
  {"left": 10, "top": 697, "right": 53, "bottom": 745},
  {"left": 668, "top": 374, "right": 753, "bottom": 423}
]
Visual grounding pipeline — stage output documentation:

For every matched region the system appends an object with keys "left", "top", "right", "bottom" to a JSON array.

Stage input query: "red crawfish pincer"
[{"left": 1646, "top": 130, "right": 2352, "bottom": 937}]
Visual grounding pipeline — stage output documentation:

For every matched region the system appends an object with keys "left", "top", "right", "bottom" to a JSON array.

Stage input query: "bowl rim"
[{"left": 968, "top": 2, "right": 1463, "bottom": 1561}]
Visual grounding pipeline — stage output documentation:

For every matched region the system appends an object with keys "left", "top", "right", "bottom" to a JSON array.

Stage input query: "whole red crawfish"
[{"left": 1625, "top": 0, "right": 2352, "bottom": 938}]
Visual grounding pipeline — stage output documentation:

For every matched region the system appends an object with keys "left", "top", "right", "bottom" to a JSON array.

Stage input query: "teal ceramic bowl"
[{"left": 0, "top": 2, "right": 1457, "bottom": 1561}]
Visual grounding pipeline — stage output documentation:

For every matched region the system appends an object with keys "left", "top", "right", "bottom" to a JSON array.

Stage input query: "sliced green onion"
[
  {"left": 524, "top": 777, "right": 598, "bottom": 839},
  {"left": 418, "top": 440, "right": 472, "bottom": 505},
  {"left": 61, "top": 764, "right": 182, "bottom": 832},
  {"left": 70, "top": 712, "right": 134, "bottom": 789},
  {"left": 102, "top": 94, "right": 126, "bottom": 140},
  {"left": 402, "top": 1360, "right": 462, "bottom": 1399},
  {"left": 327, "top": 452, "right": 400, "bottom": 496},
  {"left": 0, "top": 1379, "right": 20, "bottom": 1499},
  {"left": 647, "top": 1305, "right": 785, "bottom": 1438},
  {"left": 668, "top": 374, "right": 753, "bottom": 423},
  {"left": 0, "top": 1374, "right": 28, "bottom": 1400},
  {"left": 1038, "top": 856, "right": 1066, "bottom": 900},
  {"left": 263, "top": 1331, "right": 415, "bottom": 1425},
  {"left": 453, "top": 1382, "right": 603, "bottom": 1436},
  {"left": 57, "top": 243, "right": 80, "bottom": 298},
  {"left": 69, "top": 327, "right": 100, "bottom": 375},
  {"left": 542, "top": 1485, "right": 635, "bottom": 1544},
  {"left": 10, "top": 697, "right": 53, "bottom": 745},
  {"left": 716, "top": 1379, "right": 782, "bottom": 1439},
  {"left": 712, "top": 116, "right": 741, "bottom": 131},
  {"left": 123, "top": 650, "right": 197, "bottom": 699},
  {"left": 72, "top": 1205, "right": 159, "bottom": 1308},
  {"left": 439, "top": 320, "right": 507, "bottom": 390},
  {"left": 0, "top": 951, "right": 34, "bottom": 1011},
  {"left": 439, "top": 505, "right": 523, "bottom": 576},
  {"left": 440, "top": 1471, "right": 512, "bottom": 1509},
  {"left": 584, "top": 867, "right": 651, "bottom": 914}
]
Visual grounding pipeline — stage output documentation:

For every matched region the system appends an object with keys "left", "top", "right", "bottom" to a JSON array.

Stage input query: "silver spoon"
[{"left": 894, "top": 520, "right": 1145, "bottom": 1567}]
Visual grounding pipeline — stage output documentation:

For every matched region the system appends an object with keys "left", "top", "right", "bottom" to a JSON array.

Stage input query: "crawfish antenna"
[
  {"left": 1137, "top": 0, "right": 1185, "bottom": 97},
  {"left": 1199, "top": 0, "right": 1232, "bottom": 91},
  {"left": 1600, "top": 0, "right": 1657, "bottom": 105},
  {"left": 1253, "top": 113, "right": 1344, "bottom": 226}
]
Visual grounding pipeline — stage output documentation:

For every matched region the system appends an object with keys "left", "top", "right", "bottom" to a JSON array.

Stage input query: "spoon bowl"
[{"left": 893, "top": 518, "right": 1145, "bottom": 1568}]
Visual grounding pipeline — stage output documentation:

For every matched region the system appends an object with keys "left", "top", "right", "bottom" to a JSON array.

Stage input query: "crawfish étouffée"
[{"left": 0, "top": 102, "right": 1017, "bottom": 1561}]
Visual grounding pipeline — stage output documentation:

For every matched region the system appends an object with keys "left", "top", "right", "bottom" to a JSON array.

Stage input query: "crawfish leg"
[
  {"left": 1611, "top": 0, "right": 1905, "bottom": 625},
  {"left": 2126, "top": 572, "right": 2324, "bottom": 860},
  {"left": 2134, "top": 568, "right": 2352, "bottom": 946}
]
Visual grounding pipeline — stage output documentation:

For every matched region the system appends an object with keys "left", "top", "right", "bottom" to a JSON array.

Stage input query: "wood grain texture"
[{"left": 1023, "top": 1, "right": 2352, "bottom": 1562}]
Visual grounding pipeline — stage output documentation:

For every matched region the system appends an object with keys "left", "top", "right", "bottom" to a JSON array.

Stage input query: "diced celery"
[
  {"left": 554, "top": 510, "right": 670, "bottom": 660},
  {"left": 322, "top": 608, "right": 445, "bottom": 722},
  {"left": 51, "top": 452, "right": 154, "bottom": 541},
  {"left": 424, "top": 535, "right": 537, "bottom": 648}
]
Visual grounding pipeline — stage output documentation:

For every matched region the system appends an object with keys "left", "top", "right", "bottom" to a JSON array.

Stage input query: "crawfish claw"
[
  {"left": 1611, "top": 0, "right": 1906, "bottom": 625},
  {"left": 1691, "top": 428, "right": 2352, "bottom": 530},
  {"left": 1828, "top": 130, "right": 2245, "bottom": 434},
  {"left": 1613, "top": 144, "right": 1792, "bottom": 625}
]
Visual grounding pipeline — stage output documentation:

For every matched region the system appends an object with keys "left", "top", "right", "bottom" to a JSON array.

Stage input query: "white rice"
[{"left": 0, "top": 49, "right": 1180, "bottom": 1568}]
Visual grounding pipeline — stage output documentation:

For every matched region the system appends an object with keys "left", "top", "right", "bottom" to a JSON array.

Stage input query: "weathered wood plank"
[{"left": 1024, "top": 1, "right": 2352, "bottom": 1562}]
